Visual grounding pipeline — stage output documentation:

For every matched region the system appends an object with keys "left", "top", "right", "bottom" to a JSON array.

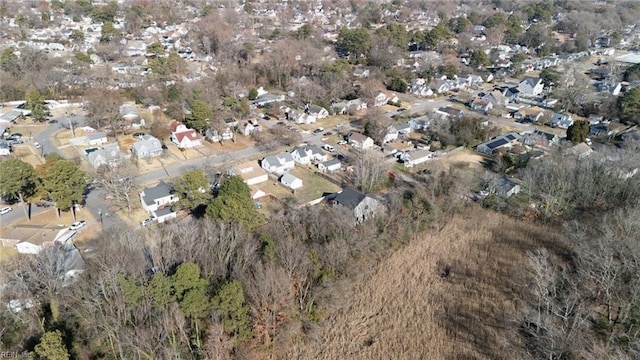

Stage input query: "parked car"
[
  {"left": 49, "top": 119, "right": 59, "bottom": 124},
  {"left": 10, "top": 139, "right": 24, "bottom": 145},
  {"left": 323, "top": 131, "right": 333, "bottom": 136},
  {"left": 313, "top": 127, "right": 324, "bottom": 134},
  {"left": 69, "top": 220, "right": 87, "bottom": 231},
  {"left": 132, "top": 132, "right": 145, "bottom": 139},
  {"left": 337, "top": 140, "right": 348, "bottom": 145},
  {"left": 141, "top": 218, "right": 155, "bottom": 227},
  {"left": 0, "top": 207, "right": 12, "bottom": 215},
  {"left": 34, "top": 142, "right": 41, "bottom": 149},
  {"left": 322, "top": 144, "right": 335, "bottom": 152}
]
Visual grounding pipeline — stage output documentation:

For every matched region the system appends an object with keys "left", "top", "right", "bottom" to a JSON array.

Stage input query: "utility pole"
[{"left": 69, "top": 117, "right": 75, "bottom": 137}]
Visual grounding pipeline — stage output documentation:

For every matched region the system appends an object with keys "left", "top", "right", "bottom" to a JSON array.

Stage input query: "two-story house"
[{"left": 261, "top": 152, "right": 295, "bottom": 174}]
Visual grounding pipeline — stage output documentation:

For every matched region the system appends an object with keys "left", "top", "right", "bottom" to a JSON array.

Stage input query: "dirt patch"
[
  {"left": 11, "top": 146, "right": 44, "bottom": 167},
  {"left": 434, "top": 148, "right": 484, "bottom": 170}
]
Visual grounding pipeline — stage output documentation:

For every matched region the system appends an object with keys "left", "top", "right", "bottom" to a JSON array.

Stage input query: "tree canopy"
[
  {"left": 0, "top": 158, "right": 35, "bottom": 204},
  {"left": 566, "top": 120, "right": 589, "bottom": 144},
  {"left": 34, "top": 330, "right": 70, "bottom": 360},
  {"left": 621, "top": 88, "right": 640, "bottom": 125},
  {"left": 206, "top": 175, "right": 264, "bottom": 230},
  {"left": 25, "top": 90, "right": 48, "bottom": 121},
  {"left": 336, "top": 27, "right": 372, "bottom": 63},
  {"left": 185, "top": 99, "right": 213, "bottom": 132},
  {"left": 173, "top": 170, "right": 212, "bottom": 214},
  {"left": 41, "top": 159, "right": 87, "bottom": 211}
]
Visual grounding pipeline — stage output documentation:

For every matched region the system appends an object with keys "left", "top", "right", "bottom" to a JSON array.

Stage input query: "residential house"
[
  {"left": 280, "top": 173, "right": 303, "bottom": 190},
  {"left": 409, "top": 78, "right": 435, "bottom": 97},
  {"left": 0, "top": 110, "right": 23, "bottom": 123},
  {"left": 318, "top": 158, "right": 342, "bottom": 172},
  {"left": 205, "top": 127, "right": 234, "bottom": 142},
  {"left": 518, "top": 77, "right": 544, "bottom": 97},
  {"left": 237, "top": 120, "right": 261, "bottom": 136},
  {"left": 597, "top": 80, "right": 622, "bottom": 96},
  {"left": 140, "top": 181, "right": 179, "bottom": 213},
  {"left": 170, "top": 120, "right": 203, "bottom": 148},
  {"left": 548, "top": 113, "right": 573, "bottom": 129},
  {"left": 353, "top": 68, "right": 370, "bottom": 78},
  {"left": 408, "top": 116, "right": 430, "bottom": 131},
  {"left": 0, "top": 141, "right": 10, "bottom": 156},
  {"left": 306, "top": 104, "right": 329, "bottom": 120},
  {"left": 494, "top": 177, "right": 520, "bottom": 198},
  {"left": 291, "top": 145, "right": 327, "bottom": 164},
  {"left": 383, "top": 122, "right": 412, "bottom": 143},
  {"left": 119, "top": 103, "right": 139, "bottom": 121},
  {"left": 428, "top": 80, "right": 451, "bottom": 94},
  {"left": 87, "top": 143, "right": 126, "bottom": 168},
  {"left": 564, "top": 142, "right": 593, "bottom": 159},
  {"left": 478, "top": 91, "right": 509, "bottom": 107},
  {"left": 331, "top": 187, "right": 379, "bottom": 223},
  {"left": 505, "top": 87, "right": 520, "bottom": 102},
  {"left": 332, "top": 99, "right": 368, "bottom": 115},
  {"left": 131, "top": 135, "right": 163, "bottom": 158},
  {"left": 476, "top": 133, "right": 522, "bottom": 155},
  {"left": 469, "top": 98, "right": 493, "bottom": 114},
  {"left": 514, "top": 106, "right": 545, "bottom": 123},
  {"left": 289, "top": 109, "right": 317, "bottom": 124},
  {"left": 261, "top": 152, "right": 295, "bottom": 174},
  {"left": 154, "top": 206, "right": 177, "bottom": 223},
  {"left": 436, "top": 106, "right": 464, "bottom": 119},
  {"left": 253, "top": 91, "right": 285, "bottom": 108},
  {"left": 230, "top": 161, "right": 268, "bottom": 185},
  {"left": 372, "top": 92, "right": 399, "bottom": 107},
  {"left": 86, "top": 132, "right": 108, "bottom": 146},
  {"left": 383, "top": 126, "right": 399, "bottom": 143},
  {"left": 523, "top": 129, "right": 561, "bottom": 148},
  {"left": 589, "top": 123, "right": 614, "bottom": 137},
  {"left": 347, "top": 132, "right": 374, "bottom": 150},
  {"left": 403, "top": 149, "right": 434, "bottom": 167}
]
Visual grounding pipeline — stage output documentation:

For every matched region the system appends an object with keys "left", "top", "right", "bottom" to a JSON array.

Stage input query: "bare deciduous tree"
[
  {"left": 94, "top": 162, "right": 139, "bottom": 212},
  {"left": 352, "top": 149, "right": 389, "bottom": 193}
]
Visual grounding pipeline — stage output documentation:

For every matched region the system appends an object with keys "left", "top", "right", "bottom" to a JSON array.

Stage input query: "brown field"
[
  {"left": 291, "top": 208, "right": 568, "bottom": 360},
  {"left": 11, "top": 146, "right": 44, "bottom": 167}
]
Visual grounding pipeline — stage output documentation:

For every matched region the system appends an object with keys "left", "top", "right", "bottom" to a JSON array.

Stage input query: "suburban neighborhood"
[{"left": 1, "top": 0, "right": 640, "bottom": 359}]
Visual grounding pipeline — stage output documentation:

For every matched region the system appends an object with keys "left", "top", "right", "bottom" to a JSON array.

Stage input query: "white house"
[
  {"left": 131, "top": 135, "right": 163, "bottom": 158},
  {"left": 307, "top": 104, "right": 329, "bottom": 119},
  {"left": 205, "top": 127, "right": 234, "bottom": 142},
  {"left": 403, "top": 149, "right": 434, "bottom": 167},
  {"left": 86, "top": 132, "right": 108, "bottom": 146},
  {"left": 347, "top": 132, "right": 374, "bottom": 150},
  {"left": 261, "top": 152, "right": 295, "bottom": 174},
  {"left": 280, "top": 173, "right": 303, "bottom": 190},
  {"left": 237, "top": 121, "right": 261, "bottom": 136},
  {"left": 383, "top": 122, "right": 413, "bottom": 144},
  {"left": 409, "top": 78, "right": 435, "bottom": 97},
  {"left": 518, "top": 77, "right": 544, "bottom": 97},
  {"left": 13, "top": 241, "right": 44, "bottom": 254},
  {"left": 318, "top": 158, "right": 342, "bottom": 172},
  {"left": 170, "top": 120, "right": 203, "bottom": 148},
  {"left": 548, "top": 113, "right": 573, "bottom": 129},
  {"left": 291, "top": 145, "right": 327, "bottom": 164},
  {"left": 87, "top": 143, "right": 126, "bottom": 168},
  {"left": 373, "top": 92, "right": 398, "bottom": 107},
  {"left": 140, "top": 181, "right": 179, "bottom": 213},
  {"left": 0, "top": 141, "right": 10, "bottom": 156},
  {"left": 231, "top": 161, "right": 269, "bottom": 185}
]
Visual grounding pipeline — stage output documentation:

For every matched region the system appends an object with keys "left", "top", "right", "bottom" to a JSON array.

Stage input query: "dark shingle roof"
[
  {"left": 485, "top": 138, "right": 509, "bottom": 150},
  {"left": 142, "top": 181, "right": 173, "bottom": 205},
  {"left": 334, "top": 187, "right": 366, "bottom": 210}
]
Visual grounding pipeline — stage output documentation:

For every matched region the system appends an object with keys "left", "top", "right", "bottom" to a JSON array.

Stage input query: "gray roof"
[
  {"left": 131, "top": 135, "right": 162, "bottom": 152},
  {"left": 87, "top": 144, "right": 123, "bottom": 166},
  {"left": 87, "top": 132, "right": 107, "bottom": 141},
  {"left": 0, "top": 140, "right": 10, "bottom": 149},
  {"left": 521, "top": 77, "right": 541, "bottom": 87},
  {"left": 280, "top": 173, "right": 300, "bottom": 183},
  {"left": 154, "top": 206, "right": 176, "bottom": 217},
  {"left": 0, "top": 110, "right": 23, "bottom": 122},
  {"left": 334, "top": 187, "right": 367, "bottom": 210},
  {"left": 321, "top": 158, "right": 341, "bottom": 167},
  {"left": 264, "top": 152, "right": 294, "bottom": 166},
  {"left": 142, "top": 181, "right": 174, "bottom": 205}
]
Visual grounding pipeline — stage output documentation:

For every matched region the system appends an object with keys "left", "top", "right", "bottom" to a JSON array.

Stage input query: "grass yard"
[{"left": 289, "top": 166, "right": 342, "bottom": 204}]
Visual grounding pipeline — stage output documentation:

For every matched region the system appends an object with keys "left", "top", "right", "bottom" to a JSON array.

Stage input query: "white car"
[
  {"left": 0, "top": 207, "right": 12, "bottom": 215},
  {"left": 322, "top": 144, "right": 335, "bottom": 152},
  {"left": 34, "top": 142, "right": 41, "bottom": 149},
  {"left": 69, "top": 220, "right": 86, "bottom": 231}
]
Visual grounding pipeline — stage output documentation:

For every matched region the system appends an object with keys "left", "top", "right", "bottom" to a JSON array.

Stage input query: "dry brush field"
[{"left": 287, "top": 209, "right": 568, "bottom": 360}]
